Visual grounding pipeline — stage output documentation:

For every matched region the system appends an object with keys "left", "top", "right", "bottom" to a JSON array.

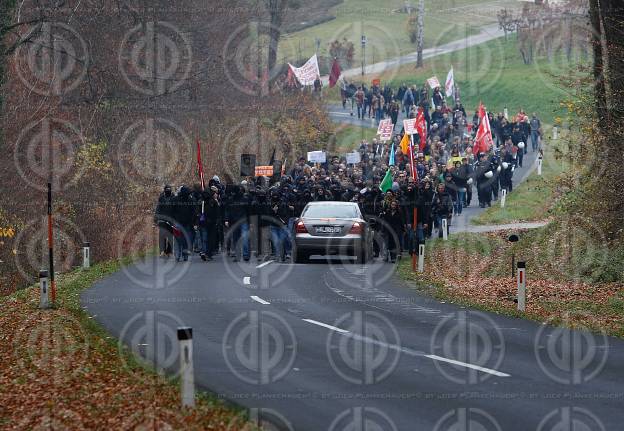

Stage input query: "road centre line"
[
  {"left": 256, "top": 260, "right": 274, "bottom": 269},
  {"left": 300, "top": 317, "right": 511, "bottom": 377},
  {"left": 425, "top": 354, "right": 511, "bottom": 377},
  {"left": 250, "top": 296, "right": 271, "bottom": 305},
  {"left": 243, "top": 276, "right": 251, "bottom": 285},
  {"left": 302, "top": 318, "right": 350, "bottom": 334}
]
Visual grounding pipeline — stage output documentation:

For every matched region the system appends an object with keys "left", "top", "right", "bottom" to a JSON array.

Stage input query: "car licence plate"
[{"left": 315, "top": 226, "right": 341, "bottom": 234}]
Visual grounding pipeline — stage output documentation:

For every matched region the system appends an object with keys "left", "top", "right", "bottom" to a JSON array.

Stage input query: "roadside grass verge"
[
  {"left": 398, "top": 231, "right": 624, "bottom": 337},
  {"left": 0, "top": 257, "right": 252, "bottom": 430},
  {"left": 471, "top": 143, "right": 569, "bottom": 225}
]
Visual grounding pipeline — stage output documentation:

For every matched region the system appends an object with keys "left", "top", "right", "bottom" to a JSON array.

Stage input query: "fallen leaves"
[
  {"left": 0, "top": 286, "right": 248, "bottom": 430},
  {"left": 412, "top": 232, "right": 624, "bottom": 337}
]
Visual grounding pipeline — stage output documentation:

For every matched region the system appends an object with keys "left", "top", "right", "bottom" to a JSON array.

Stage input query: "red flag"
[
  {"left": 473, "top": 102, "right": 493, "bottom": 155},
  {"left": 415, "top": 107, "right": 427, "bottom": 152},
  {"left": 196, "top": 138, "right": 205, "bottom": 191},
  {"left": 329, "top": 58, "right": 341, "bottom": 88}
]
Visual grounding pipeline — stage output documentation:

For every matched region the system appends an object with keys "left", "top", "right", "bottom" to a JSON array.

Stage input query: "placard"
[
  {"left": 307, "top": 151, "right": 326, "bottom": 163},
  {"left": 346, "top": 152, "right": 361, "bottom": 164},
  {"left": 377, "top": 119, "right": 394, "bottom": 142}
]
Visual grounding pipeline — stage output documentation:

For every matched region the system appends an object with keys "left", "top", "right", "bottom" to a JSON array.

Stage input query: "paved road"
[
  {"left": 83, "top": 197, "right": 623, "bottom": 430},
  {"left": 320, "top": 24, "right": 504, "bottom": 85},
  {"left": 83, "top": 256, "right": 624, "bottom": 430}
]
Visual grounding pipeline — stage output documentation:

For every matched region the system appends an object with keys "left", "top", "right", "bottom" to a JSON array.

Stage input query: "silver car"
[{"left": 291, "top": 201, "right": 373, "bottom": 263}]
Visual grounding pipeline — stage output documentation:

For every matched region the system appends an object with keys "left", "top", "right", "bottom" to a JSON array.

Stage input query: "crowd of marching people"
[{"left": 154, "top": 87, "right": 543, "bottom": 263}]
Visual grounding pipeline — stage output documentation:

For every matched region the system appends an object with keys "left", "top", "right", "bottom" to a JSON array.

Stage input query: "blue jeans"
[
  {"left": 270, "top": 225, "right": 288, "bottom": 260},
  {"left": 357, "top": 104, "right": 363, "bottom": 119},
  {"left": 199, "top": 226, "right": 212, "bottom": 256},
  {"left": 455, "top": 190, "right": 465, "bottom": 214},
  {"left": 174, "top": 225, "right": 191, "bottom": 260},
  {"left": 531, "top": 131, "right": 539, "bottom": 151},
  {"left": 231, "top": 222, "right": 250, "bottom": 260},
  {"left": 376, "top": 107, "right": 382, "bottom": 122},
  {"left": 284, "top": 218, "right": 296, "bottom": 255}
]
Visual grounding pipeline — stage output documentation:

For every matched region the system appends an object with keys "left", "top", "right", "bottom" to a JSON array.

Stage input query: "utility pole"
[
  {"left": 361, "top": 34, "right": 367, "bottom": 75},
  {"left": 416, "top": 0, "right": 424, "bottom": 67}
]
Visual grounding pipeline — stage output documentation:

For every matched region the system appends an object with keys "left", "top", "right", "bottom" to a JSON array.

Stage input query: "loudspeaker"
[{"left": 240, "top": 153, "right": 256, "bottom": 177}]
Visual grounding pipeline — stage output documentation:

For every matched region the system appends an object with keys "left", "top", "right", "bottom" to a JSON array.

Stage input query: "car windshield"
[{"left": 302, "top": 204, "right": 359, "bottom": 219}]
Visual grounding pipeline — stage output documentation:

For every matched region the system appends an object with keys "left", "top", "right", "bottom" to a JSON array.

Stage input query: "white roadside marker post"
[
  {"left": 177, "top": 327, "right": 195, "bottom": 408},
  {"left": 39, "top": 270, "right": 49, "bottom": 309},
  {"left": 537, "top": 156, "right": 543, "bottom": 176},
  {"left": 553, "top": 126, "right": 558, "bottom": 140},
  {"left": 418, "top": 244, "right": 425, "bottom": 273},
  {"left": 500, "top": 189, "right": 507, "bottom": 208},
  {"left": 442, "top": 218, "right": 448, "bottom": 241},
  {"left": 82, "top": 242, "right": 90, "bottom": 269},
  {"left": 517, "top": 261, "right": 526, "bottom": 312}
]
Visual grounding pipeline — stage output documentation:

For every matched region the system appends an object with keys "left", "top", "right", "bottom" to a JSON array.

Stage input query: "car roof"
[{"left": 305, "top": 201, "right": 358, "bottom": 206}]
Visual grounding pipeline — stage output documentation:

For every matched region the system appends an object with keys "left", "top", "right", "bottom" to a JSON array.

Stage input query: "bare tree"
[{"left": 416, "top": 0, "right": 424, "bottom": 68}]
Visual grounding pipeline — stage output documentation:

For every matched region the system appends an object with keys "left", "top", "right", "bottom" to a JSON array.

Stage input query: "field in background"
[
  {"left": 278, "top": 0, "right": 520, "bottom": 70},
  {"left": 330, "top": 123, "right": 378, "bottom": 153},
  {"left": 323, "top": 36, "right": 578, "bottom": 124}
]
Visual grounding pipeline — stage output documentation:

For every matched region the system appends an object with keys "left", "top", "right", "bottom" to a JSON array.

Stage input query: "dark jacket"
[
  {"left": 154, "top": 191, "right": 175, "bottom": 224},
  {"left": 172, "top": 187, "right": 196, "bottom": 227}
]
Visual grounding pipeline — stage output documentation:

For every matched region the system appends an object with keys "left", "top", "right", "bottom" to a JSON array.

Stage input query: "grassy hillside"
[
  {"left": 279, "top": 0, "right": 520, "bottom": 67},
  {"left": 324, "top": 36, "right": 577, "bottom": 124}
]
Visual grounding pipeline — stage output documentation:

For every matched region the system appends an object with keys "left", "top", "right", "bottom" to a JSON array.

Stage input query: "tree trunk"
[
  {"left": 588, "top": 0, "right": 608, "bottom": 126},
  {"left": 267, "top": 0, "right": 286, "bottom": 75},
  {"left": 416, "top": 0, "right": 424, "bottom": 68}
]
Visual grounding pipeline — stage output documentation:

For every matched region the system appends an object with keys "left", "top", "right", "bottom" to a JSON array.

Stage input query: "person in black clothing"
[
  {"left": 381, "top": 199, "right": 405, "bottom": 262},
  {"left": 225, "top": 185, "right": 251, "bottom": 262},
  {"left": 252, "top": 188, "right": 271, "bottom": 261},
  {"left": 475, "top": 153, "right": 493, "bottom": 208},
  {"left": 198, "top": 186, "right": 220, "bottom": 261},
  {"left": 499, "top": 148, "right": 515, "bottom": 193},
  {"left": 269, "top": 189, "right": 290, "bottom": 262},
  {"left": 172, "top": 185, "right": 196, "bottom": 262},
  {"left": 154, "top": 184, "right": 175, "bottom": 257},
  {"left": 432, "top": 183, "right": 453, "bottom": 238}
]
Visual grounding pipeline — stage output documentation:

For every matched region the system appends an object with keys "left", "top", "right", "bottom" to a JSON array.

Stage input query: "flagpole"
[{"left": 409, "top": 134, "right": 418, "bottom": 272}]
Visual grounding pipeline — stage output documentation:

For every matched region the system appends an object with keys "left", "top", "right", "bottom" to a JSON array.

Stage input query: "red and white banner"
[
  {"left": 427, "top": 76, "right": 441, "bottom": 89},
  {"left": 403, "top": 118, "right": 417, "bottom": 135},
  {"left": 255, "top": 165, "right": 274, "bottom": 177},
  {"left": 288, "top": 54, "right": 320, "bottom": 86},
  {"left": 445, "top": 67, "right": 454, "bottom": 99},
  {"left": 473, "top": 102, "right": 493, "bottom": 155},
  {"left": 377, "top": 119, "right": 394, "bottom": 142}
]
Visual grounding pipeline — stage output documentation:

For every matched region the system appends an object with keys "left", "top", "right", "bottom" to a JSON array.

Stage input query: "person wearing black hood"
[
  {"left": 252, "top": 188, "right": 272, "bottom": 261},
  {"left": 400, "top": 182, "right": 422, "bottom": 255},
  {"left": 475, "top": 152, "right": 493, "bottom": 208},
  {"left": 381, "top": 199, "right": 405, "bottom": 262},
  {"left": 154, "top": 184, "right": 175, "bottom": 257},
  {"left": 172, "top": 185, "right": 196, "bottom": 262},
  {"left": 198, "top": 186, "right": 220, "bottom": 261},
  {"left": 421, "top": 180, "right": 434, "bottom": 238},
  {"left": 225, "top": 185, "right": 251, "bottom": 262},
  {"left": 432, "top": 182, "right": 453, "bottom": 238}
]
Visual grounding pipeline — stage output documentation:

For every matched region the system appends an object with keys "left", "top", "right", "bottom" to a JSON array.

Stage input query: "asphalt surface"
[
  {"left": 320, "top": 24, "right": 505, "bottom": 85},
  {"left": 82, "top": 152, "right": 622, "bottom": 430},
  {"left": 82, "top": 252, "right": 624, "bottom": 430}
]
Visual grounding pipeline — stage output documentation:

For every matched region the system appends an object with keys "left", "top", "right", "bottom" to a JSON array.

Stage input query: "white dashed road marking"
[
  {"left": 302, "top": 318, "right": 350, "bottom": 334},
  {"left": 256, "top": 260, "right": 274, "bottom": 269},
  {"left": 250, "top": 296, "right": 271, "bottom": 305}
]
